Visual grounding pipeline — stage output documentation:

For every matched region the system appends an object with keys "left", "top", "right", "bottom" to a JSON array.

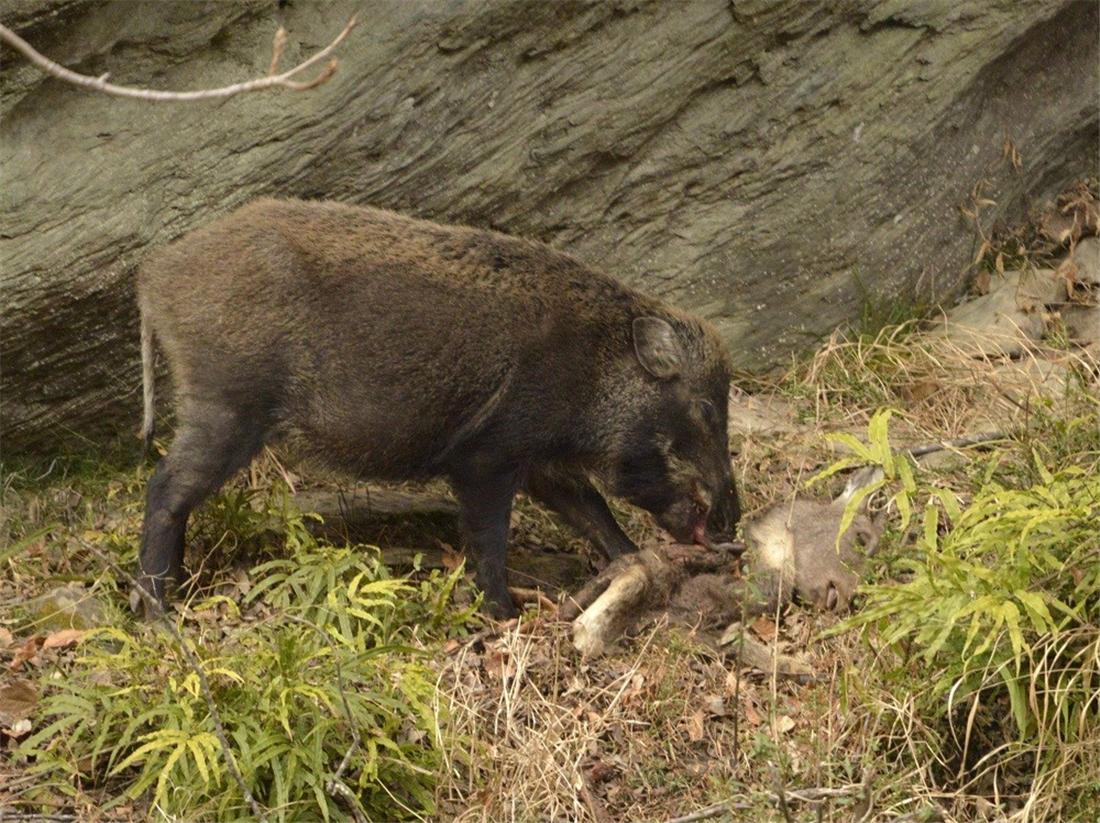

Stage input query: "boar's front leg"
[
  {"left": 526, "top": 467, "right": 637, "bottom": 562},
  {"left": 450, "top": 467, "right": 522, "bottom": 619}
]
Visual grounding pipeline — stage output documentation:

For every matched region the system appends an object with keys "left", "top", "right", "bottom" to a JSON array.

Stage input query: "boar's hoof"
[
  {"left": 484, "top": 594, "right": 520, "bottom": 621},
  {"left": 129, "top": 576, "right": 169, "bottom": 619}
]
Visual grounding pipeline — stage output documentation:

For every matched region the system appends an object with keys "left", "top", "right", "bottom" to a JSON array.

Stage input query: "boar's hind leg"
[
  {"left": 138, "top": 401, "right": 268, "bottom": 610},
  {"left": 526, "top": 468, "right": 637, "bottom": 561},
  {"left": 451, "top": 469, "right": 522, "bottom": 620}
]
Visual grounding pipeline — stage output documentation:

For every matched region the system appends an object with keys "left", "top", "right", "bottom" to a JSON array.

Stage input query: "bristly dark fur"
[{"left": 136, "top": 198, "right": 739, "bottom": 617}]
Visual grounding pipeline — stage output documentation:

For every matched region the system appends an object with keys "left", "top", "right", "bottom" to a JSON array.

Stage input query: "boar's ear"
[{"left": 632, "top": 316, "right": 684, "bottom": 379}]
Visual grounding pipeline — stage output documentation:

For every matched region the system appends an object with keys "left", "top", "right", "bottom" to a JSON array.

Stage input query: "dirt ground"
[{"left": 2, "top": 281, "right": 1099, "bottom": 821}]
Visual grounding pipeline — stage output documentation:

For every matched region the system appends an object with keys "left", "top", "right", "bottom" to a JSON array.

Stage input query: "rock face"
[{"left": 2, "top": 0, "right": 1097, "bottom": 453}]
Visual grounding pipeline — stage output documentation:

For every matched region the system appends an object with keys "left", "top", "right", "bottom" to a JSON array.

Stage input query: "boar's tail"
[{"left": 140, "top": 305, "right": 156, "bottom": 456}]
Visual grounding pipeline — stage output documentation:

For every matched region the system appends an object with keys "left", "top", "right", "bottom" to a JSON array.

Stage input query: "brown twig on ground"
[
  {"left": 661, "top": 784, "right": 866, "bottom": 823},
  {"left": 75, "top": 538, "right": 268, "bottom": 822},
  {"left": 0, "top": 16, "right": 357, "bottom": 102},
  {"left": 660, "top": 798, "right": 753, "bottom": 823},
  {"left": 773, "top": 767, "right": 795, "bottom": 823},
  {"left": 508, "top": 585, "right": 558, "bottom": 614}
]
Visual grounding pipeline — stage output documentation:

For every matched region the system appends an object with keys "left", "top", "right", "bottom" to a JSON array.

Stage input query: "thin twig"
[
  {"left": 77, "top": 539, "right": 268, "bottom": 822},
  {"left": 773, "top": 767, "right": 795, "bottom": 823},
  {"left": 661, "top": 784, "right": 866, "bottom": 823},
  {"left": 0, "top": 16, "right": 356, "bottom": 102},
  {"left": 661, "top": 798, "right": 753, "bottom": 823},
  {"left": 906, "top": 430, "right": 1008, "bottom": 458}
]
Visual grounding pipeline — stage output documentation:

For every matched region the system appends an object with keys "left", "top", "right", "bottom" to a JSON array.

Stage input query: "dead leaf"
[
  {"left": 773, "top": 714, "right": 796, "bottom": 735},
  {"left": 584, "top": 758, "right": 618, "bottom": 784},
  {"left": 687, "top": 708, "right": 706, "bottom": 742},
  {"left": 902, "top": 379, "right": 941, "bottom": 404},
  {"left": 10, "top": 635, "right": 44, "bottom": 671},
  {"left": 1057, "top": 256, "right": 1081, "bottom": 291},
  {"left": 724, "top": 669, "right": 742, "bottom": 695},
  {"left": 0, "top": 678, "right": 38, "bottom": 726},
  {"left": 751, "top": 617, "right": 778, "bottom": 642},
  {"left": 483, "top": 648, "right": 515, "bottom": 680},
  {"left": 0, "top": 628, "right": 12, "bottom": 650},
  {"left": 43, "top": 628, "right": 85, "bottom": 650},
  {"left": 439, "top": 543, "right": 465, "bottom": 573},
  {"left": 621, "top": 673, "right": 645, "bottom": 705},
  {"left": 744, "top": 702, "right": 763, "bottom": 726},
  {"left": 975, "top": 269, "right": 992, "bottom": 295},
  {"left": 1041, "top": 210, "right": 1081, "bottom": 246}
]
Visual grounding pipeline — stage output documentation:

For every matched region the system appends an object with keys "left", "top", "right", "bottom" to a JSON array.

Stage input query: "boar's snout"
[
  {"left": 655, "top": 492, "right": 711, "bottom": 545},
  {"left": 707, "top": 478, "right": 741, "bottom": 541},
  {"left": 654, "top": 475, "right": 740, "bottom": 546}
]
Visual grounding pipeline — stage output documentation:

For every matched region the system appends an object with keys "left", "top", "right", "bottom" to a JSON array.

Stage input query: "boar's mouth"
[{"left": 654, "top": 499, "right": 711, "bottom": 546}]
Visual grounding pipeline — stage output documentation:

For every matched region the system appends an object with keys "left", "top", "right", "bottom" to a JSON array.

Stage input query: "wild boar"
[{"left": 136, "top": 198, "right": 739, "bottom": 617}]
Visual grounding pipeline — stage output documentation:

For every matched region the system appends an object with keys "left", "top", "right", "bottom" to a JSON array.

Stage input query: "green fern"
[{"left": 16, "top": 493, "right": 479, "bottom": 822}]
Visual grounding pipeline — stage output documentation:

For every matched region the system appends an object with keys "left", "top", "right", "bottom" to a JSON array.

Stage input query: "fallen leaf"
[
  {"left": 43, "top": 629, "right": 85, "bottom": 650},
  {"left": 10, "top": 635, "right": 44, "bottom": 671},
  {"left": 483, "top": 648, "right": 515, "bottom": 680},
  {"left": 0, "top": 678, "right": 38, "bottom": 725},
  {"left": 584, "top": 758, "right": 618, "bottom": 784},
  {"left": 744, "top": 702, "right": 763, "bottom": 726},
  {"left": 0, "top": 627, "right": 12, "bottom": 649},
  {"left": 902, "top": 379, "right": 942, "bottom": 404},
  {"left": 439, "top": 542, "right": 465, "bottom": 573},
  {"left": 751, "top": 617, "right": 778, "bottom": 642},
  {"left": 687, "top": 708, "right": 706, "bottom": 742},
  {"left": 724, "top": 669, "right": 740, "bottom": 694},
  {"left": 975, "top": 269, "right": 991, "bottom": 295},
  {"left": 704, "top": 694, "right": 727, "bottom": 717},
  {"left": 622, "top": 673, "right": 645, "bottom": 705},
  {"left": 773, "top": 714, "right": 796, "bottom": 735}
]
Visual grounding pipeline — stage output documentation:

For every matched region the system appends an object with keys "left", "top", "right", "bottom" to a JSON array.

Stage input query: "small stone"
[
  {"left": 1070, "top": 237, "right": 1100, "bottom": 287},
  {"left": 934, "top": 286, "right": 1044, "bottom": 358},
  {"left": 1062, "top": 305, "right": 1100, "bottom": 346},
  {"left": 27, "top": 584, "right": 106, "bottom": 630},
  {"left": 1009, "top": 268, "right": 1066, "bottom": 311}
]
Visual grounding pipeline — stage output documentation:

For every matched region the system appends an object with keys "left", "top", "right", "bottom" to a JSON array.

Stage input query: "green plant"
[
  {"left": 820, "top": 408, "right": 1100, "bottom": 812},
  {"left": 15, "top": 500, "right": 479, "bottom": 821},
  {"left": 811, "top": 408, "right": 918, "bottom": 544}
]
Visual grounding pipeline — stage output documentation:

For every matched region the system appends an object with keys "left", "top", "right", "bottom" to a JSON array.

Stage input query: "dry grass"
[
  {"left": 432, "top": 613, "right": 882, "bottom": 823},
  {"left": 424, "top": 324, "right": 1099, "bottom": 823},
  {"left": 3, "top": 316, "right": 1097, "bottom": 822}
]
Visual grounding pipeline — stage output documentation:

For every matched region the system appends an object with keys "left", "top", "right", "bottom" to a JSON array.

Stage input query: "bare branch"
[
  {"left": 0, "top": 16, "right": 357, "bottom": 102},
  {"left": 268, "top": 27, "right": 289, "bottom": 76}
]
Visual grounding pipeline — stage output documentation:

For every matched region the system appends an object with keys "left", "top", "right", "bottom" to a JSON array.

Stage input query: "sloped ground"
[{"left": 2, "top": 191, "right": 1099, "bottom": 821}]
